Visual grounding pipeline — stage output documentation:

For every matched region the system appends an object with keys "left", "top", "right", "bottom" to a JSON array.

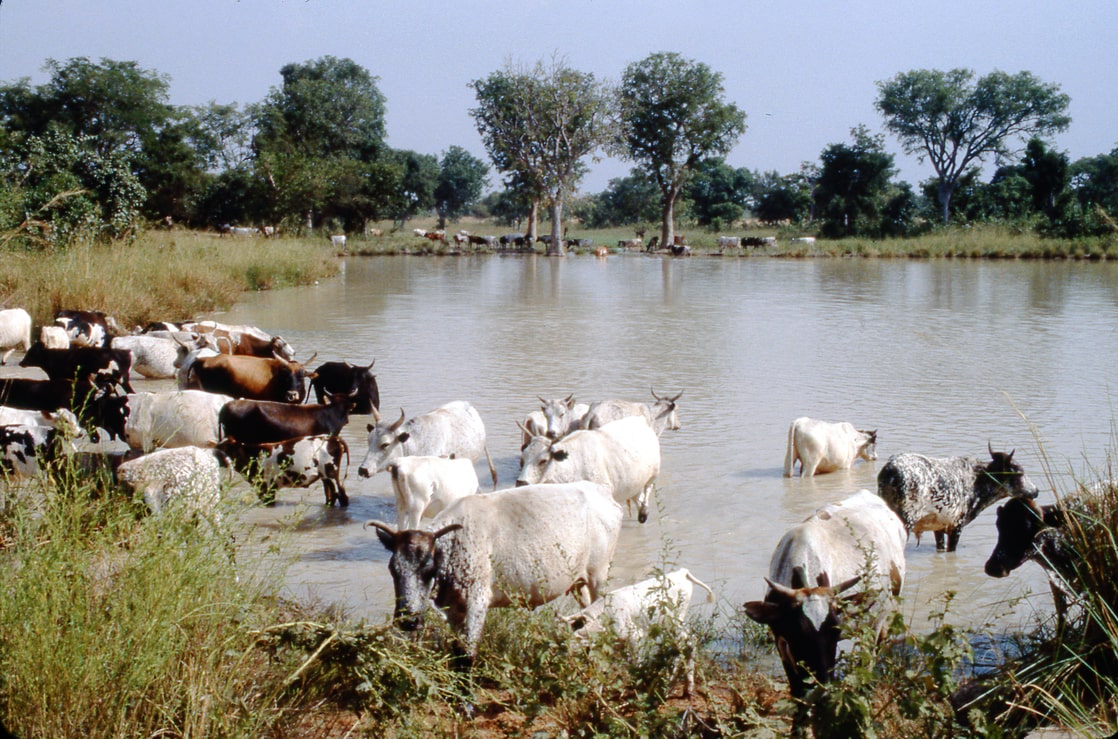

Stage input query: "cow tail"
[
  {"left": 783, "top": 422, "right": 797, "bottom": 477},
  {"left": 685, "top": 570, "right": 716, "bottom": 603},
  {"left": 483, "top": 445, "right": 498, "bottom": 490}
]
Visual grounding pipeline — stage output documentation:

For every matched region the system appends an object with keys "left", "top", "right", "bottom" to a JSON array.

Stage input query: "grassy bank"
[{"left": 0, "top": 230, "right": 340, "bottom": 329}]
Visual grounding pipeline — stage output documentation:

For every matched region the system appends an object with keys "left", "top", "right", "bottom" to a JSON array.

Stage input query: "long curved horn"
[
  {"left": 390, "top": 408, "right": 406, "bottom": 431},
  {"left": 365, "top": 358, "right": 375, "bottom": 370},
  {"left": 670, "top": 390, "right": 683, "bottom": 402},
  {"left": 763, "top": 577, "right": 802, "bottom": 601},
  {"left": 370, "top": 405, "right": 381, "bottom": 423},
  {"left": 432, "top": 523, "right": 463, "bottom": 540},
  {"left": 651, "top": 386, "right": 660, "bottom": 401}
]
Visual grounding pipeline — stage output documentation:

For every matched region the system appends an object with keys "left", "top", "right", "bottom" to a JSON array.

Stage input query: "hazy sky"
[{"left": 2, "top": 1, "right": 1115, "bottom": 193}]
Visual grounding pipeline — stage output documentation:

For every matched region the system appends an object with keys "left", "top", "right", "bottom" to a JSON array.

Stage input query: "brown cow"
[{"left": 185, "top": 353, "right": 314, "bottom": 403}]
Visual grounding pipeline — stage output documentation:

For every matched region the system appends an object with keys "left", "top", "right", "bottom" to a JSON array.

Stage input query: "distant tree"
[
  {"left": 876, "top": 68, "right": 1071, "bottom": 224},
  {"left": 616, "top": 52, "right": 746, "bottom": 248},
  {"left": 389, "top": 149, "right": 439, "bottom": 228},
  {"left": 814, "top": 126, "right": 896, "bottom": 238},
  {"left": 434, "top": 146, "right": 489, "bottom": 229},
  {"left": 1021, "top": 138, "right": 1069, "bottom": 220},
  {"left": 1070, "top": 147, "right": 1118, "bottom": 215},
  {"left": 578, "top": 171, "right": 661, "bottom": 228},
  {"left": 252, "top": 56, "right": 387, "bottom": 228},
  {"left": 471, "top": 57, "right": 610, "bottom": 254},
  {"left": 480, "top": 184, "right": 533, "bottom": 229},
  {"left": 753, "top": 165, "right": 816, "bottom": 225},
  {"left": 685, "top": 159, "right": 755, "bottom": 230}
]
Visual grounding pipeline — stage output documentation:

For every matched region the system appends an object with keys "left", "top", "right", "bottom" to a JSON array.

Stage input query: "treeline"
[{"left": 0, "top": 55, "right": 1114, "bottom": 250}]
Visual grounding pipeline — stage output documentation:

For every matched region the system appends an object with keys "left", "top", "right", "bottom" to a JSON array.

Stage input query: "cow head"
[
  {"left": 367, "top": 520, "right": 462, "bottom": 630},
  {"left": 650, "top": 387, "right": 683, "bottom": 433},
  {"left": 743, "top": 569, "right": 862, "bottom": 698},
  {"left": 516, "top": 436, "right": 563, "bottom": 486},
  {"left": 984, "top": 496, "right": 1062, "bottom": 578},
  {"left": 78, "top": 388, "right": 129, "bottom": 443},
  {"left": 538, "top": 394, "right": 576, "bottom": 440},
  {"left": 980, "top": 444, "right": 1040, "bottom": 503},
  {"left": 857, "top": 429, "right": 878, "bottom": 462},
  {"left": 357, "top": 408, "right": 409, "bottom": 477}
]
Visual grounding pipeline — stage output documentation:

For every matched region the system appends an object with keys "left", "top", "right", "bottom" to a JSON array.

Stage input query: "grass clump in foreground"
[{"left": 0, "top": 229, "right": 340, "bottom": 328}]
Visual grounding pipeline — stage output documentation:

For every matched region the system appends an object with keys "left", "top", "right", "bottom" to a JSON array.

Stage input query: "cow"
[
  {"left": 179, "top": 321, "right": 295, "bottom": 361},
  {"left": 20, "top": 343, "right": 135, "bottom": 393},
  {"left": 217, "top": 435, "right": 350, "bottom": 507},
  {"left": 111, "top": 333, "right": 217, "bottom": 380},
  {"left": 218, "top": 392, "right": 354, "bottom": 445},
  {"left": 0, "top": 308, "right": 32, "bottom": 364},
  {"left": 499, "top": 233, "right": 528, "bottom": 248},
  {"left": 0, "top": 405, "right": 82, "bottom": 433},
  {"left": 790, "top": 236, "right": 816, "bottom": 245},
  {"left": 386, "top": 455, "right": 480, "bottom": 530},
  {"left": 984, "top": 495, "right": 1077, "bottom": 627},
  {"left": 357, "top": 401, "right": 497, "bottom": 488},
  {"left": 783, "top": 417, "right": 878, "bottom": 478},
  {"left": 309, "top": 360, "right": 378, "bottom": 414},
  {"left": 518, "top": 394, "right": 587, "bottom": 448},
  {"left": 115, "top": 446, "right": 231, "bottom": 523},
  {"left": 617, "top": 238, "right": 643, "bottom": 250},
  {"left": 563, "top": 568, "right": 715, "bottom": 696},
  {"left": 185, "top": 353, "right": 313, "bottom": 403},
  {"left": 516, "top": 415, "right": 661, "bottom": 523},
  {"left": 717, "top": 236, "right": 741, "bottom": 250},
  {"left": 0, "top": 378, "right": 78, "bottom": 413},
  {"left": 330, "top": 234, "right": 347, "bottom": 251},
  {"left": 467, "top": 234, "right": 495, "bottom": 247},
  {"left": 876, "top": 446, "right": 1040, "bottom": 552},
  {"left": 581, "top": 389, "right": 682, "bottom": 437},
  {"left": 39, "top": 325, "right": 70, "bottom": 349},
  {"left": 367, "top": 480, "right": 624, "bottom": 665},
  {"left": 0, "top": 424, "right": 67, "bottom": 478},
  {"left": 54, "top": 309, "right": 122, "bottom": 348},
  {"left": 744, "top": 490, "right": 907, "bottom": 698},
  {"left": 90, "top": 390, "right": 234, "bottom": 451}
]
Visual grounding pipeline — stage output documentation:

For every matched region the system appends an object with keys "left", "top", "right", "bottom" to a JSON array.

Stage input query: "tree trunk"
[
  {"left": 548, "top": 200, "right": 565, "bottom": 256},
  {"left": 937, "top": 180, "right": 956, "bottom": 225},
  {"left": 660, "top": 187, "right": 678, "bottom": 249},
  {"left": 527, "top": 200, "right": 539, "bottom": 241}
]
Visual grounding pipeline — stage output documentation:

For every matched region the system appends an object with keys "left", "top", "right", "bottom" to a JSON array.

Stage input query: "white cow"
[
  {"left": 386, "top": 455, "right": 480, "bottom": 530},
  {"left": 783, "top": 417, "right": 878, "bottom": 478},
  {"left": 744, "top": 490, "right": 906, "bottom": 697},
  {"left": 123, "top": 390, "right": 234, "bottom": 451},
  {"left": 581, "top": 389, "right": 682, "bottom": 437},
  {"left": 330, "top": 234, "right": 347, "bottom": 251},
  {"left": 0, "top": 308, "right": 31, "bottom": 364},
  {"left": 116, "top": 446, "right": 229, "bottom": 521},
  {"left": 717, "top": 236, "right": 741, "bottom": 249},
  {"left": 0, "top": 406, "right": 82, "bottom": 434},
  {"left": 368, "top": 481, "right": 623, "bottom": 663},
  {"left": 0, "top": 424, "right": 66, "bottom": 478},
  {"left": 112, "top": 333, "right": 217, "bottom": 380},
  {"left": 39, "top": 325, "right": 71, "bottom": 349},
  {"left": 517, "top": 415, "right": 661, "bottom": 523},
  {"left": 357, "top": 401, "right": 497, "bottom": 487},
  {"left": 518, "top": 394, "right": 588, "bottom": 448},
  {"left": 563, "top": 568, "right": 715, "bottom": 696}
]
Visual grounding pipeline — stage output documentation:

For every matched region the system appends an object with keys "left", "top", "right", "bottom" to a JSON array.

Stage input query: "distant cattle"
[
  {"left": 717, "top": 236, "right": 741, "bottom": 249},
  {"left": 368, "top": 480, "right": 623, "bottom": 665},
  {"left": 358, "top": 401, "right": 497, "bottom": 488},
  {"left": 783, "top": 417, "right": 877, "bottom": 477},
  {"left": 564, "top": 567, "right": 715, "bottom": 696},
  {"left": 309, "top": 360, "right": 379, "bottom": 414},
  {"left": 985, "top": 495, "right": 1077, "bottom": 625},
  {"left": 517, "top": 415, "right": 661, "bottom": 523},
  {"left": 744, "top": 490, "right": 906, "bottom": 697},
  {"left": 617, "top": 238, "right": 643, "bottom": 250},
  {"left": 386, "top": 455, "right": 479, "bottom": 530},
  {"left": 0, "top": 308, "right": 32, "bottom": 364},
  {"left": 218, "top": 392, "right": 354, "bottom": 445},
  {"left": 877, "top": 446, "right": 1040, "bottom": 551},
  {"left": 330, "top": 234, "right": 347, "bottom": 251},
  {"left": 217, "top": 435, "right": 349, "bottom": 507},
  {"left": 790, "top": 236, "right": 816, "bottom": 245},
  {"left": 499, "top": 233, "right": 529, "bottom": 248}
]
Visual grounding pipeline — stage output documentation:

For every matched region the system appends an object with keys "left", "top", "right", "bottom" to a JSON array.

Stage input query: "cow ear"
[
  {"left": 397, "top": 431, "right": 411, "bottom": 443},
  {"left": 743, "top": 600, "right": 780, "bottom": 625},
  {"left": 552, "top": 449, "right": 569, "bottom": 461},
  {"left": 366, "top": 423, "right": 374, "bottom": 432},
  {"left": 366, "top": 520, "right": 397, "bottom": 551}
]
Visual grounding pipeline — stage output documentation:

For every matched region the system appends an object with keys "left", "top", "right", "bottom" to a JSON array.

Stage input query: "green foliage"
[
  {"left": 685, "top": 158, "right": 756, "bottom": 230},
  {"left": 576, "top": 170, "right": 661, "bottom": 228},
  {"left": 814, "top": 126, "right": 898, "bottom": 238},
  {"left": 617, "top": 52, "right": 747, "bottom": 246},
  {"left": 876, "top": 67, "right": 1071, "bottom": 224},
  {"left": 434, "top": 145, "right": 488, "bottom": 229}
]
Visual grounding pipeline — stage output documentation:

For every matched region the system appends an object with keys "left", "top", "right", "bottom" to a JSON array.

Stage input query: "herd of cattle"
[{"left": 0, "top": 305, "right": 1077, "bottom": 697}]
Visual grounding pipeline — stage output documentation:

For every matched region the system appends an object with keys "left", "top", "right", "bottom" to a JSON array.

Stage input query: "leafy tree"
[
  {"left": 1021, "top": 138, "right": 1069, "bottom": 220},
  {"left": 616, "top": 52, "right": 746, "bottom": 248},
  {"left": 471, "top": 57, "right": 611, "bottom": 255},
  {"left": 1070, "top": 147, "right": 1118, "bottom": 216},
  {"left": 434, "top": 146, "right": 488, "bottom": 229},
  {"left": 814, "top": 126, "right": 897, "bottom": 238},
  {"left": 876, "top": 67, "right": 1071, "bottom": 224},
  {"left": 753, "top": 168, "right": 815, "bottom": 224},
  {"left": 389, "top": 149, "right": 439, "bottom": 228},
  {"left": 577, "top": 171, "right": 661, "bottom": 228},
  {"left": 685, "top": 159, "right": 755, "bottom": 230},
  {"left": 478, "top": 185, "right": 532, "bottom": 229},
  {"left": 252, "top": 56, "right": 387, "bottom": 229}
]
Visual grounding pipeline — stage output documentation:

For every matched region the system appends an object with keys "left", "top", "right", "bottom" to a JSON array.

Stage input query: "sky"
[{"left": 1, "top": 0, "right": 1115, "bottom": 195}]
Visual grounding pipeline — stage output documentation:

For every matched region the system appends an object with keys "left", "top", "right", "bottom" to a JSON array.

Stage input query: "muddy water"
[{"left": 163, "top": 254, "right": 1118, "bottom": 633}]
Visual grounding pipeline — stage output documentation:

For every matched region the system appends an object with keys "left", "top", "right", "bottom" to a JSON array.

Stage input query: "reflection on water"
[{"left": 204, "top": 254, "right": 1118, "bottom": 633}]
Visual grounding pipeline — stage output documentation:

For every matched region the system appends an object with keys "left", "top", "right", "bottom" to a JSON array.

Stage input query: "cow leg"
[
  {"left": 934, "top": 530, "right": 947, "bottom": 552},
  {"left": 946, "top": 528, "right": 962, "bottom": 553},
  {"left": 0, "top": 347, "right": 13, "bottom": 365},
  {"left": 801, "top": 455, "right": 819, "bottom": 477}
]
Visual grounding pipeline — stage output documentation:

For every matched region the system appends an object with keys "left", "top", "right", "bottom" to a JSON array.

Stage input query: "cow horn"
[
  {"left": 763, "top": 577, "right": 802, "bottom": 601},
  {"left": 432, "top": 523, "right": 463, "bottom": 540},
  {"left": 390, "top": 408, "right": 406, "bottom": 431},
  {"left": 370, "top": 405, "right": 380, "bottom": 422},
  {"left": 651, "top": 386, "right": 660, "bottom": 401},
  {"left": 516, "top": 419, "right": 530, "bottom": 436},
  {"left": 366, "top": 358, "right": 375, "bottom": 370},
  {"left": 537, "top": 395, "right": 548, "bottom": 405},
  {"left": 670, "top": 390, "right": 683, "bottom": 402},
  {"left": 564, "top": 393, "right": 575, "bottom": 406},
  {"left": 304, "top": 351, "right": 318, "bottom": 365},
  {"left": 834, "top": 575, "right": 862, "bottom": 595}
]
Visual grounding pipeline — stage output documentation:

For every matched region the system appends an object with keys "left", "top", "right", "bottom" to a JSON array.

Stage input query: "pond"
[{"left": 206, "top": 253, "right": 1118, "bottom": 635}]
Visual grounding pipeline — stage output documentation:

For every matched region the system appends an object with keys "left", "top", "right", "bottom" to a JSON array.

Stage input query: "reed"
[{"left": 0, "top": 230, "right": 339, "bottom": 328}]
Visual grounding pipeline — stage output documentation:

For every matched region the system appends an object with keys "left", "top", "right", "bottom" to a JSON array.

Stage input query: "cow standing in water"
[{"left": 784, "top": 417, "right": 877, "bottom": 477}]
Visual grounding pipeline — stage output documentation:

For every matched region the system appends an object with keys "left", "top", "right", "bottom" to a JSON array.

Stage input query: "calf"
[
  {"left": 985, "top": 495, "right": 1076, "bottom": 625},
  {"left": 217, "top": 435, "right": 349, "bottom": 506},
  {"left": 0, "top": 308, "right": 32, "bottom": 364},
  {"left": 368, "top": 481, "right": 623, "bottom": 665},
  {"left": 744, "top": 490, "right": 906, "bottom": 697},
  {"left": 386, "top": 455, "right": 480, "bottom": 530},
  {"left": 783, "top": 417, "right": 877, "bottom": 477},
  {"left": 877, "top": 445, "right": 1040, "bottom": 552},
  {"left": 563, "top": 568, "right": 715, "bottom": 697}
]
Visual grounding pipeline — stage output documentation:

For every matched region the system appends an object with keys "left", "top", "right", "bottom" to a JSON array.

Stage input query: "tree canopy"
[
  {"left": 616, "top": 52, "right": 746, "bottom": 247},
  {"left": 434, "top": 146, "right": 488, "bottom": 229},
  {"left": 875, "top": 68, "right": 1071, "bottom": 224}
]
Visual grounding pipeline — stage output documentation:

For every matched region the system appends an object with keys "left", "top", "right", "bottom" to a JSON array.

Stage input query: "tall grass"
[{"left": 0, "top": 230, "right": 339, "bottom": 328}]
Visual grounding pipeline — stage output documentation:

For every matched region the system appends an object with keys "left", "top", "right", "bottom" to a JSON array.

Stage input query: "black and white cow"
[
  {"left": 217, "top": 435, "right": 350, "bottom": 506},
  {"left": 876, "top": 445, "right": 1040, "bottom": 552}
]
